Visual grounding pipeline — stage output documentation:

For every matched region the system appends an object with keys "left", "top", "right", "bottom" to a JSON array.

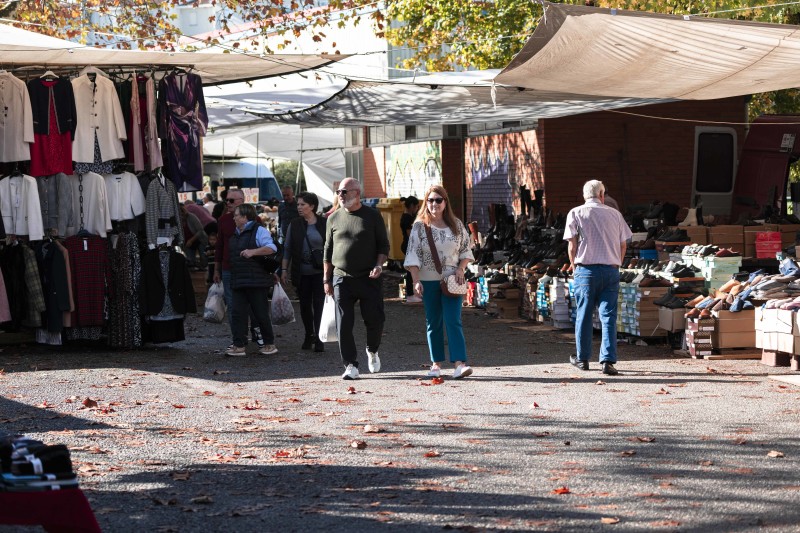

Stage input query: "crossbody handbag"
[
  {"left": 304, "top": 231, "right": 324, "bottom": 270},
  {"left": 425, "top": 224, "right": 467, "bottom": 297}
]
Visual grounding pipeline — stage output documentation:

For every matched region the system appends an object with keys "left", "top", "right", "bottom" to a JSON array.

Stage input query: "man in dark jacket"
[{"left": 278, "top": 186, "right": 299, "bottom": 243}]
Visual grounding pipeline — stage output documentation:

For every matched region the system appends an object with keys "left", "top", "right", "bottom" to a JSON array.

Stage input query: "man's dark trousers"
[{"left": 333, "top": 275, "right": 385, "bottom": 367}]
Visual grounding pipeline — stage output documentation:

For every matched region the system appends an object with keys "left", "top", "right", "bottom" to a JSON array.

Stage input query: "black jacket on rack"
[
  {"left": 27, "top": 77, "right": 78, "bottom": 138},
  {"left": 35, "top": 241, "right": 71, "bottom": 333},
  {"left": 139, "top": 248, "right": 196, "bottom": 317}
]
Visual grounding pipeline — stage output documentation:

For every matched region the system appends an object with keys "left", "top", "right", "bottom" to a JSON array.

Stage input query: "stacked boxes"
[
  {"left": 617, "top": 285, "right": 669, "bottom": 337},
  {"left": 780, "top": 224, "right": 800, "bottom": 249},
  {"left": 668, "top": 225, "right": 708, "bottom": 245},
  {"left": 550, "top": 278, "right": 572, "bottom": 329},
  {"left": 475, "top": 277, "right": 489, "bottom": 307},
  {"left": 701, "top": 255, "right": 743, "bottom": 291},
  {"left": 658, "top": 307, "right": 686, "bottom": 332},
  {"left": 536, "top": 280, "right": 551, "bottom": 320},
  {"left": 708, "top": 225, "right": 743, "bottom": 253},
  {"left": 686, "top": 317, "right": 715, "bottom": 358},
  {"left": 486, "top": 284, "right": 520, "bottom": 319},
  {"left": 755, "top": 307, "right": 798, "bottom": 356},
  {"left": 711, "top": 309, "right": 756, "bottom": 348},
  {"left": 744, "top": 224, "right": 778, "bottom": 257}
]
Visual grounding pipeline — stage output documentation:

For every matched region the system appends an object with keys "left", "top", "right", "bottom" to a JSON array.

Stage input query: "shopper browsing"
[
  {"left": 564, "top": 179, "right": 632, "bottom": 375},
  {"left": 404, "top": 185, "right": 474, "bottom": 379}
]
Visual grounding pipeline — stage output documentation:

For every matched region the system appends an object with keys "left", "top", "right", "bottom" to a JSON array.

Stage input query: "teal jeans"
[{"left": 421, "top": 280, "right": 468, "bottom": 363}]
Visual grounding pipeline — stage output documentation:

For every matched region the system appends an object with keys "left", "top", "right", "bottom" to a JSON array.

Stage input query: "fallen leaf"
[
  {"left": 552, "top": 486, "right": 570, "bottom": 495},
  {"left": 699, "top": 460, "right": 714, "bottom": 466},
  {"left": 363, "top": 425, "right": 382, "bottom": 434},
  {"left": 172, "top": 404, "right": 186, "bottom": 409},
  {"left": 82, "top": 398, "right": 98, "bottom": 408},
  {"left": 431, "top": 377, "right": 444, "bottom": 385},
  {"left": 596, "top": 380, "right": 606, "bottom": 385},
  {"left": 351, "top": 440, "right": 367, "bottom": 449},
  {"left": 601, "top": 517, "right": 620, "bottom": 524},
  {"left": 202, "top": 391, "right": 214, "bottom": 396},
  {"left": 531, "top": 402, "right": 540, "bottom": 409},
  {"left": 190, "top": 495, "right": 213, "bottom": 504},
  {"left": 171, "top": 471, "right": 192, "bottom": 481},
  {"left": 424, "top": 450, "right": 441, "bottom": 458},
  {"left": 626, "top": 436, "right": 656, "bottom": 443},
  {"left": 347, "top": 386, "right": 357, "bottom": 394},
  {"left": 212, "top": 370, "right": 230, "bottom": 375},
  {"left": 619, "top": 450, "right": 636, "bottom": 457},
  {"left": 534, "top": 431, "right": 551, "bottom": 438},
  {"left": 656, "top": 388, "right": 670, "bottom": 395},
  {"left": 767, "top": 450, "right": 785, "bottom": 458}
]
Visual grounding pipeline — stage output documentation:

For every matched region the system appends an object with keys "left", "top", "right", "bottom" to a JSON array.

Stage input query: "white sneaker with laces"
[
  {"left": 342, "top": 364, "right": 360, "bottom": 380},
  {"left": 453, "top": 363, "right": 473, "bottom": 379},
  {"left": 367, "top": 349, "right": 381, "bottom": 373},
  {"left": 426, "top": 365, "right": 441, "bottom": 378}
]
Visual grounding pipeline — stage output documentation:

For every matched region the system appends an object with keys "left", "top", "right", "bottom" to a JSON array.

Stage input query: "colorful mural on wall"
[
  {"left": 465, "top": 131, "right": 543, "bottom": 232},
  {"left": 385, "top": 141, "right": 442, "bottom": 198}
]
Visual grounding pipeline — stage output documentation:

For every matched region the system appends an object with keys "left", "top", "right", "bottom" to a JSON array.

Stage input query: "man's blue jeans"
[{"left": 573, "top": 264, "right": 619, "bottom": 363}]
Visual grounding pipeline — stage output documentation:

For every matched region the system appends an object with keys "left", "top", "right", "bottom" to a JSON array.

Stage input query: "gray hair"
[{"left": 583, "top": 180, "right": 605, "bottom": 200}]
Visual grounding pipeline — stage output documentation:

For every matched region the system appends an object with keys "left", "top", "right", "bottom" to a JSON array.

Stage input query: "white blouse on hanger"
[
  {"left": 71, "top": 74, "right": 127, "bottom": 163},
  {"left": 67, "top": 172, "right": 113, "bottom": 237},
  {"left": 0, "top": 173, "right": 45, "bottom": 240},
  {"left": 104, "top": 171, "right": 146, "bottom": 221},
  {"left": 0, "top": 72, "right": 34, "bottom": 162}
]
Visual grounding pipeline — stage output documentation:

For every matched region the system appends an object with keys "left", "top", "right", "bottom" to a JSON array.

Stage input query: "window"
[
  {"left": 345, "top": 151, "right": 363, "bottom": 181},
  {"left": 694, "top": 129, "right": 736, "bottom": 193}
]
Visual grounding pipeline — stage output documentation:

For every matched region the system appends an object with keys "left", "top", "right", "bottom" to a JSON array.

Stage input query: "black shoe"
[
  {"left": 251, "top": 327, "right": 265, "bottom": 347},
  {"left": 570, "top": 355, "right": 589, "bottom": 371},
  {"left": 314, "top": 341, "right": 325, "bottom": 352},
  {"left": 602, "top": 362, "right": 619, "bottom": 376},
  {"left": 301, "top": 336, "right": 314, "bottom": 350}
]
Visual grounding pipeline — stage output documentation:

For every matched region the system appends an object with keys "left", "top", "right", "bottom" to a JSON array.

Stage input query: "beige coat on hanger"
[
  {"left": 71, "top": 74, "right": 127, "bottom": 163},
  {"left": 0, "top": 72, "right": 34, "bottom": 162}
]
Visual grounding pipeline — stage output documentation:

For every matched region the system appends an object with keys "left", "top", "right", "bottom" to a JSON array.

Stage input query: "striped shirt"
[{"left": 563, "top": 199, "right": 632, "bottom": 266}]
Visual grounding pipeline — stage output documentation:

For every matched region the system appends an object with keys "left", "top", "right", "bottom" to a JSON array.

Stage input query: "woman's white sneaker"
[
  {"left": 426, "top": 365, "right": 441, "bottom": 378},
  {"left": 366, "top": 349, "right": 381, "bottom": 373},
  {"left": 453, "top": 364, "right": 473, "bottom": 379}
]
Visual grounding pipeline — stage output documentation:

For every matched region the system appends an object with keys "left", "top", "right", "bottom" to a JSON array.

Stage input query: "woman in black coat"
[{"left": 280, "top": 192, "right": 327, "bottom": 351}]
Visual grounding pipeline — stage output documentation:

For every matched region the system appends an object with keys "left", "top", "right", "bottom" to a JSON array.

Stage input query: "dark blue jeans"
[
  {"left": 573, "top": 264, "right": 619, "bottom": 363},
  {"left": 297, "top": 273, "right": 325, "bottom": 339},
  {"left": 231, "top": 286, "right": 275, "bottom": 349}
]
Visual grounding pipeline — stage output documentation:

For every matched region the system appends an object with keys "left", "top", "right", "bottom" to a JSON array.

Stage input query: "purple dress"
[{"left": 157, "top": 73, "right": 208, "bottom": 192}]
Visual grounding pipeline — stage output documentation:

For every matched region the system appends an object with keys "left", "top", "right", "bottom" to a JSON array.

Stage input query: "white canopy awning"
[
  {"left": 0, "top": 23, "right": 346, "bottom": 85},
  {"left": 496, "top": 2, "right": 800, "bottom": 100},
  {"left": 254, "top": 72, "right": 666, "bottom": 127}
]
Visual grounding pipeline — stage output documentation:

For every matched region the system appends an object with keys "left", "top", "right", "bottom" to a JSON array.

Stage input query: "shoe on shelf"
[
  {"left": 602, "top": 362, "right": 619, "bottom": 376},
  {"left": 367, "top": 348, "right": 381, "bottom": 373},
  {"left": 226, "top": 346, "right": 246, "bottom": 357},
  {"left": 342, "top": 364, "right": 360, "bottom": 380},
  {"left": 453, "top": 363, "right": 473, "bottom": 379},
  {"left": 569, "top": 354, "right": 589, "bottom": 371},
  {"left": 259, "top": 344, "right": 278, "bottom": 355},
  {"left": 405, "top": 295, "right": 423, "bottom": 304},
  {"left": 427, "top": 364, "right": 442, "bottom": 378}
]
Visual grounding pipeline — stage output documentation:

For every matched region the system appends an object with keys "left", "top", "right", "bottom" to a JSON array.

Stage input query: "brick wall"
[
  {"left": 441, "top": 139, "right": 465, "bottom": 219},
  {"left": 541, "top": 97, "right": 747, "bottom": 215},
  {"left": 362, "top": 146, "right": 386, "bottom": 198}
]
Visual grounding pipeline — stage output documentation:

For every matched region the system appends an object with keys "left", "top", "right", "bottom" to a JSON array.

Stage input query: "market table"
[{"left": 0, "top": 490, "right": 101, "bottom": 532}]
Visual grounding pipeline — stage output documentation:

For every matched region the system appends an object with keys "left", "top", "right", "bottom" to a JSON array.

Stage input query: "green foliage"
[{"left": 272, "top": 160, "right": 304, "bottom": 191}]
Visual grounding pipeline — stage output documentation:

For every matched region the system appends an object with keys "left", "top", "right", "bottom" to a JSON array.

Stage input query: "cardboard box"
[
  {"left": 792, "top": 355, "right": 800, "bottom": 371},
  {"left": 686, "top": 318, "right": 715, "bottom": 332},
  {"left": 713, "top": 309, "right": 756, "bottom": 333},
  {"left": 755, "top": 308, "right": 794, "bottom": 334},
  {"left": 756, "top": 331, "right": 795, "bottom": 353},
  {"left": 686, "top": 330, "right": 713, "bottom": 345},
  {"left": 712, "top": 330, "right": 756, "bottom": 349},
  {"left": 761, "top": 349, "right": 792, "bottom": 367},
  {"left": 744, "top": 244, "right": 755, "bottom": 258},
  {"left": 659, "top": 307, "right": 686, "bottom": 332},
  {"left": 689, "top": 343, "right": 714, "bottom": 358},
  {"left": 669, "top": 225, "right": 708, "bottom": 245},
  {"left": 756, "top": 241, "right": 782, "bottom": 259},
  {"left": 708, "top": 225, "right": 743, "bottom": 241}
]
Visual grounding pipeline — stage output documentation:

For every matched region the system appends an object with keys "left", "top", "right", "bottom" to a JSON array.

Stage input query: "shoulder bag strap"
[{"left": 424, "top": 224, "right": 443, "bottom": 275}]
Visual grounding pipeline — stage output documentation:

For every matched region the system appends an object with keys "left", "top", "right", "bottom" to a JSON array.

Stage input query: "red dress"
[{"left": 29, "top": 80, "right": 73, "bottom": 177}]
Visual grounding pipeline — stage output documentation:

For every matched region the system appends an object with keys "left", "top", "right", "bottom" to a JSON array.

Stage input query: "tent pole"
[{"left": 295, "top": 129, "right": 304, "bottom": 192}]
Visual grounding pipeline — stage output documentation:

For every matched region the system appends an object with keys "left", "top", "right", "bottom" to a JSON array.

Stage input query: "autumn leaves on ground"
[{"left": 1, "top": 300, "right": 799, "bottom": 532}]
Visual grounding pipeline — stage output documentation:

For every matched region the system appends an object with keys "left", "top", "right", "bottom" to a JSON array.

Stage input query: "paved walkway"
[{"left": 1, "top": 299, "right": 799, "bottom": 531}]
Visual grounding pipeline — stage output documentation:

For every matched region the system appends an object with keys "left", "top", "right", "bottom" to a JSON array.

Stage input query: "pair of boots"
[{"left": 302, "top": 334, "right": 324, "bottom": 352}]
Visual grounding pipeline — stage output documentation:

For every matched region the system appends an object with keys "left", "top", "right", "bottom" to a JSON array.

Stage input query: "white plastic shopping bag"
[
  {"left": 318, "top": 295, "right": 338, "bottom": 343},
  {"left": 270, "top": 283, "right": 295, "bottom": 326},
  {"left": 202, "top": 282, "right": 225, "bottom": 323}
]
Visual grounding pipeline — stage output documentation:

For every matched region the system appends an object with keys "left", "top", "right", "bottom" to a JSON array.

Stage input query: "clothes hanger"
[
  {"left": 80, "top": 65, "right": 107, "bottom": 82},
  {"left": 40, "top": 70, "right": 58, "bottom": 81}
]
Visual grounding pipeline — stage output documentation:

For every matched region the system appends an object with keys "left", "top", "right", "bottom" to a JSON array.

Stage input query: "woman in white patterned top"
[{"left": 404, "top": 185, "right": 475, "bottom": 379}]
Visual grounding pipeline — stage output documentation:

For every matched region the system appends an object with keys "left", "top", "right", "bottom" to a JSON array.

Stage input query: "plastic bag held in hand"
[
  {"left": 319, "top": 295, "right": 338, "bottom": 343},
  {"left": 271, "top": 283, "right": 295, "bottom": 326},
  {"left": 203, "top": 282, "right": 226, "bottom": 323}
]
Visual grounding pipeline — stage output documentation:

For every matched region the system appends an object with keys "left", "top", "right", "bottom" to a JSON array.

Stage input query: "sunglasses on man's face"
[
  {"left": 427, "top": 197, "right": 444, "bottom": 204},
  {"left": 226, "top": 198, "right": 241, "bottom": 204},
  {"left": 335, "top": 189, "right": 355, "bottom": 196}
]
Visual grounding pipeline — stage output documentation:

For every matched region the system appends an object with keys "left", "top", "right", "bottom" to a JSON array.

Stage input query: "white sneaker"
[
  {"left": 342, "top": 364, "right": 360, "bottom": 380},
  {"left": 367, "top": 349, "right": 381, "bottom": 373},
  {"left": 453, "top": 363, "right": 473, "bottom": 379},
  {"left": 426, "top": 365, "right": 441, "bottom": 378},
  {"left": 405, "top": 295, "right": 422, "bottom": 303}
]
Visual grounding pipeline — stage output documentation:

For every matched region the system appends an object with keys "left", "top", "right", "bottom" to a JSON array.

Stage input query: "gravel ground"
[{"left": 1, "top": 296, "right": 800, "bottom": 532}]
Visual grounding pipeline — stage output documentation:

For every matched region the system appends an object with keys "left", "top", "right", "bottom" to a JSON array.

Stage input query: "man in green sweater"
[{"left": 323, "top": 177, "right": 390, "bottom": 380}]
